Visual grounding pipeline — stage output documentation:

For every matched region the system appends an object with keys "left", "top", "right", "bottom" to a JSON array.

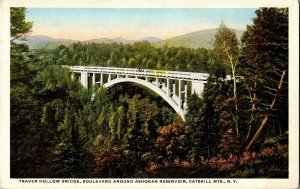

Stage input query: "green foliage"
[
  {"left": 51, "top": 142, "right": 79, "bottom": 178},
  {"left": 32, "top": 65, "right": 76, "bottom": 101},
  {"left": 44, "top": 41, "right": 216, "bottom": 73},
  {"left": 207, "top": 50, "right": 228, "bottom": 77}
]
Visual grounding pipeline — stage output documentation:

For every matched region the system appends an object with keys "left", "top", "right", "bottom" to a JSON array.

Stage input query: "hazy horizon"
[
  {"left": 27, "top": 27, "right": 247, "bottom": 42},
  {"left": 26, "top": 8, "right": 256, "bottom": 41}
]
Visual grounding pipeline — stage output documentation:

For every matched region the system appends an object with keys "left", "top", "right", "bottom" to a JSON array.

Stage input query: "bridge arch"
[{"left": 104, "top": 77, "right": 185, "bottom": 120}]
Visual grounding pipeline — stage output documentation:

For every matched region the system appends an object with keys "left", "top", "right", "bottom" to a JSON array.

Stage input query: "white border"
[{"left": 0, "top": 0, "right": 299, "bottom": 189}]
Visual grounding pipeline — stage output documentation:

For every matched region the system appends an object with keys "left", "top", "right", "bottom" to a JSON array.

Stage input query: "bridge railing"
[{"left": 63, "top": 65, "right": 210, "bottom": 81}]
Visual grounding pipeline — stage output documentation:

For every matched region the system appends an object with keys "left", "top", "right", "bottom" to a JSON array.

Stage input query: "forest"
[{"left": 10, "top": 7, "right": 288, "bottom": 178}]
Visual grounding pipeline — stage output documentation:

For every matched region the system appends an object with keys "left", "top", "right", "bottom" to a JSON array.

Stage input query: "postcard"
[{"left": 0, "top": 0, "right": 299, "bottom": 188}]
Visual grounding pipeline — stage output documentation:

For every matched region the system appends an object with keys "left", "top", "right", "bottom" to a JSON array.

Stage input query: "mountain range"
[{"left": 23, "top": 29, "right": 244, "bottom": 50}]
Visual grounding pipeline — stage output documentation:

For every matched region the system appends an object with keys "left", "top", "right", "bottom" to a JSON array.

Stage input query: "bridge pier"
[
  {"left": 92, "top": 73, "right": 96, "bottom": 86},
  {"left": 166, "top": 78, "right": 170, "bottom": 96},
  {"left": 178, "top": 80, "right": 182, "bottom": 108},
  {"left": 80, "top": 72, "right": 88, "bottom": 88},
  {"left": 172, "top": 81, "right": 176, "bottom": 96},
  {"left": 100, "top": 73, "right": 103, "bottom": 85},
  {"left": 184, "top": 81, "right": 188, "bottom": 110}
]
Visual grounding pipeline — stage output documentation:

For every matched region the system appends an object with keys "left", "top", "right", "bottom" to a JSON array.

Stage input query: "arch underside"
[{"left": 104, "top": 78, "right": 185, "bottom": 120}]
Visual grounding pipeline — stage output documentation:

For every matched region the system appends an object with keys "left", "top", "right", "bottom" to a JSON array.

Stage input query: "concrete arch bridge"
[{"left": 63, "top": 65, "right": 209, "bottom": 120}]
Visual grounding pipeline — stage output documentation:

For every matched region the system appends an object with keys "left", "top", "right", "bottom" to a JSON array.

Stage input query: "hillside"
[{"left": 156, "top": 29, "right": 244, "bottom": 49}]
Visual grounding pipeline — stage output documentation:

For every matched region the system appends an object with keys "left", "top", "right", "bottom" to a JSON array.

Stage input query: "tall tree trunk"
[
  {"left": 246, "top": 74, "right": 258, "bottom": 141},
  {"left": 245, "top": 69, "right": 286, "bottom": 151},
  {"left": 231, "top": 63, "right": 239, "bottom": 135}
]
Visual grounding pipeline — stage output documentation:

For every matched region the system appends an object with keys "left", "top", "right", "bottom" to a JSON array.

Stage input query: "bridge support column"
[
  {"left": 92, "top": 73, "right": 95, "bottom": 86},
  {"left": 117, "top": 74, "right": 120, "bottom": 79},
  {"left": 108, "top": 74, "right": 111, "bottom": 82},
  {"left": 184, "top": 82, "right": 188, "bottom": 99},
  {"left": 80, "top": 72, "right": 88, "bottom": 88},
  {"left": 166, "top": 78, "right": 170, "bottom": 96},
  {"left": 172, "top": 81, "right": 176, "bottom": 95},
  {"left": 100, "top": 73, "right": 103, "bottom": 85},
  {"left": 178, "top": 80, "right": 182, "bottom": 108},
  {"left": 183, "top": 81, "right": 188, "bottom": 110},
  {"left": 155, "top": 77, "right": 159, "bottom": 87},
  {"left": 145, "top": 77, "right": 149, "bottom": 82}
]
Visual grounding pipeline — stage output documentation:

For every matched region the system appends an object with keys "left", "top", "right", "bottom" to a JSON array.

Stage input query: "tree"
[
  {"left": 241, "top": 8, "right": 288, "bottom": 150},
  {"left": 51, "top": 105, "right": 94, "bottom": 178},
  {"left": 186, "top": 77, "right": 228, "bottom": 159},
  {"left": 207, "top": 49, "right": 227, "bottom": 78},
  {"left": 109, "top": 110, "right": 117, "bottom": 144},
  {"left": 213, "top": 22, "right": 240, "bottom": 135},
  {"left": 155, "top": 119, "right": 186, "bottom": 162},
  {"left": 10, "top": 7, "right": 33, "bottom": 86},
  {"left": 10, "top": 7, "right": 39, "bottom": 177},
  {"left": 117, "top": 106, "right": 125, "bottom": 140},
  {"left": 120, "top": 95, "right": 159, "bottom": 168},
  {"left": 51, "top": 141, "right": 79, "bottom": 178},
  {"left": 97, "top": 107, "right": 107, "bottom": 134},
  {"left": 10, "top": 7, "right": 32, "bottom": 41},
  {"left": 218, "top": 128, "right": 241, "bottom": 156},
  {"left": 94, "top": 148, "right": 135, "bottom": 177}
]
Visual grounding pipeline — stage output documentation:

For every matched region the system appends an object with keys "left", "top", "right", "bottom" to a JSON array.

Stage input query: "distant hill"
[
  {"left": 24, "top": 28, "right": 244, "bottom": 50},
  {"left": 85, "top": 36, "right": 163, "bottom": 44},
  {"left": 138, "top": 36, "right": 162, "bottom": 43},
  {"left": 23, "top": 35, "right": 77, "bottom": 49},
  {"left": 24, "top": 36, "right": 164, "bottom": 49},
  {"left": 156, "top": 28, "right": 244, "bottom": 49}
]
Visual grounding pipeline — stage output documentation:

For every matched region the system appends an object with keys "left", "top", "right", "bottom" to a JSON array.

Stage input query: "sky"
[{"left": 26, "top": 8, "right": 257, "bottom": 41}]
